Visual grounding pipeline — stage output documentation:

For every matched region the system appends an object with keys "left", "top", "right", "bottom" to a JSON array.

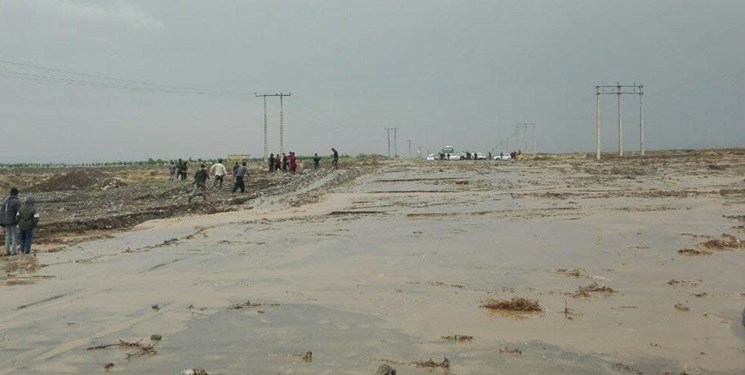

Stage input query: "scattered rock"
[{"left": 376, "top": 364, "right": 397, "bottom": 375}]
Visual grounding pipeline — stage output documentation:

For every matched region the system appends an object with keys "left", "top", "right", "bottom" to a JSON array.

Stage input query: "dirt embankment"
[{"left": 0, "top": 157, "right": 381, "bottom": 247}]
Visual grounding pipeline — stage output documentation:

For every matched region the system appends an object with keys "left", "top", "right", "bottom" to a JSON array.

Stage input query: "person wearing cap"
[
  {"left": 0, "top": 188, "right": 21, "bottom": 255},
  {"left": 16, "top": 196, "right": 39, "bottom": 255}
]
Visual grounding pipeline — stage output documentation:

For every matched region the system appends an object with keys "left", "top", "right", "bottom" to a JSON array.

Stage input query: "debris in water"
[
  {"left": 566, "top": 282, "right": 617, "bottom": 298},
  {"left": 499, "top": 347, "right": 522, "bottom": 355},
  {"left": 86, "top": 339, "right": 158, "bottom": 359},
  {"left": 554, "top": 268, "right": 589, "bottom": 278},
  {"left": 441, "top": 335, "right": 473, "bottom": 343},
  {"left": 481, "top": 297, "right": 542, "bottom": 312},
  {"left": 181, "top": 369, "right": 210, "bottom": 375},
  {"left": 150, "top": 334, "right": 162, "bottom": 341},
  {"left": 228, "top": 300, "right": 280, "bottom": 310},
  {"left": 677, "top": 248, "right": 711, "bottom": 256},
  {"left": 413, "top": 357, "right": 450, "bottom": 370},
  {"left": 699, "top": 234, "right": 744, "bottom": 250},
  {"left": 301, "top": 351, "right": 312, "bottom": 363},
  {"left": 151, "top": 304, "right": 159, "bottom": 311},
  {"left": 674, "top": 303, "right": 690, "bottom": 312},
  {"left": 104, "top": 362, "right": 114, "bottom": 371},
  {"left": 613, "top": 363, "right": 643, "bottom": 374}
]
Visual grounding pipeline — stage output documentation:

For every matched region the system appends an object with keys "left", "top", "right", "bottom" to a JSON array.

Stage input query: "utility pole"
[
  {"left": 595, "top": 83, "right": 644, "bottom": 160},
  {"left": 617, "top": 83, "right": 623, "bottom": 156},
  {"left": 407, "top": 139, "right": 412, "bottom": 158},
  {"left": 393, "top": 127, "right": 399, "bottom": 157},
  {"left": 639, "top": 84, "right": 644, "bottom": 156},
  {"left": 516, "top": 122, "right": 536, "bottom": 154},
  {"left": 278, "top": 93, "right": 290, "bottom": 155},
  {"left": 596, "top": 86, "right": 601, "bottom": 161},
  {"left": 255, "top": 93, "right": 269, "bottom": 160},
  {"left": 384, "top": 128, "right": 393, "bottom": 157},
  {"left": 255, "top": 92, "right": 291, "bottom": 159}
]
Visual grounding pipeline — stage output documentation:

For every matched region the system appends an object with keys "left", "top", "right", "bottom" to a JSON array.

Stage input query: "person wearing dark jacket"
[
  {"left": 16, "top": 196, "right": 39, "bottom": 255},
  {"left": 313, "top": 153, "right": 321, "bottom": 169},
  {"left": 268, "top": 154, "right": 275, "bottom": 172},
  {"left": 232, "top": 162, "right": 249, "bottom": 193},
  {"left": 189, "top": 164, "right": 210, "bottom": 203},
  {"left": 1, "top": 188, "right": 21, "bottom": 255}
]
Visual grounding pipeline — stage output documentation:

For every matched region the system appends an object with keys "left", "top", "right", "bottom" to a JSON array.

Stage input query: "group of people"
[
  {"left": 176, "top": 148, "right": 340, "bottom": 203},
  {"left": 267, "top": 148, "right": 339, "bottom": 174},
  {"left": 1, "top": 188, "right": 40, "bottom": 256},
  {"left": 169, "top": 159, "right": 190, "bottom": 180},
  {"left": 268, "top": 152, "right": 298, "bottom": 174},
  {"left": 185, "top": 159, "right": 250, "bottom": 202}
]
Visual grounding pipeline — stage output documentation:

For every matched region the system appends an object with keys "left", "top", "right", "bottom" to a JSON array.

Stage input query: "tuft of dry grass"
[{"left": 480, "top": 297, "right": 542, "bottom": 312}]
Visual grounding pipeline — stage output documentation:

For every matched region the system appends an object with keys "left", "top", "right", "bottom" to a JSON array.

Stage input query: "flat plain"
[{"left": 1, "top": 150, "right": 744, "bottom": 374}]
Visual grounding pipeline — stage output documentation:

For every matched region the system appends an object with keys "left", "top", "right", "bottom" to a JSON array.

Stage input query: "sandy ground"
[{"left": 1, "top": 152, "right": 744, "bottom": 374}]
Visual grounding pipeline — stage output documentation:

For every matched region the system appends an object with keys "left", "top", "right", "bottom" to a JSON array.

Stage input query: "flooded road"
[{"left": 1, "top": 155, "right": 744, "bottom": 374}]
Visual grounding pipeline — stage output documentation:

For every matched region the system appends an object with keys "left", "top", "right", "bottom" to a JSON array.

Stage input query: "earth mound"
[{"left": 27, "top": 169, "right": 107, "bottom": 192}]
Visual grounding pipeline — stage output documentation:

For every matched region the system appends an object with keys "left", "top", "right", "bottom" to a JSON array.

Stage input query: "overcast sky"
[{"left": 1, "top": 0, "right": 743, "bottom": 162}]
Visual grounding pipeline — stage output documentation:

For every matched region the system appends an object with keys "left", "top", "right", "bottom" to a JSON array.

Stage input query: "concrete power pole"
[
  {"left": 595, "top": 83, "right": 644, "bottom": 160},
  {"left": 407, "top": 139, "right": 412, "bottom": 158},
  {"left": 617, "top": 83, "right": 623, "bottom": 156},
  {"left": 384, "top": 128, "right": 393, "bottom": 157},
  {"left": 393, "top": 128, "right": 399, "bottom": 157},
  {"left": 278, "top": 93, "right": 291, "bottom": 155},
  {"left": 255, "top": 92, "right": 291, "bottom": 159}
]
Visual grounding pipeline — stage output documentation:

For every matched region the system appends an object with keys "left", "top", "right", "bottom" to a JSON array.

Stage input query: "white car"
[
  {"left": 474, "top": 152, "right": 487, "bottom": 160},
  {"left": 426, "top": 154, "right": 437, "bottom": 161},
  {"left": 494, "top": 153, "right": 511, "bottom": 160}
]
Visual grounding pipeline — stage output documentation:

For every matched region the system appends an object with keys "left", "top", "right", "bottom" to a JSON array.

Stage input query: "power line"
[{"left": 0, "top": 59, "right": 251, "bottom": 95}]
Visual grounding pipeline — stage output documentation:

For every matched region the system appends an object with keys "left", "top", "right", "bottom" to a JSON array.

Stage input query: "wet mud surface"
[{"left": 1, "top": 150, "right": 745, "bottom": 374}]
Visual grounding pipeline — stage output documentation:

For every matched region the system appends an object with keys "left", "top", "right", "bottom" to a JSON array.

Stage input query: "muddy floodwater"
[{"left": 2, "top": 153, "right": 745, "bottom": 374}]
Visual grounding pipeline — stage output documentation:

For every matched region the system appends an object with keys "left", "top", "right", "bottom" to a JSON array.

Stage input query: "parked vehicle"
[{"left": 494, "top": 152, "right": 511, "bottom": 160}]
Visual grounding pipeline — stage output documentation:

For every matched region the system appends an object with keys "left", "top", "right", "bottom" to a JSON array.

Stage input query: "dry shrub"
[{"left": 481, "top": 297, "right": 542, "bottom": 312}]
